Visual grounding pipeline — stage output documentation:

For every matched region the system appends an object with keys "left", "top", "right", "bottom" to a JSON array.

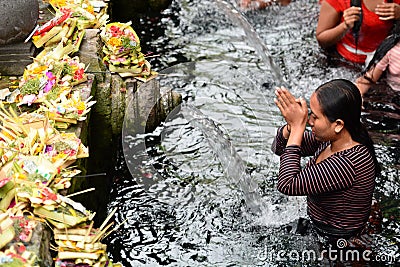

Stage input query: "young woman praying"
[{"left": 272, "top": 79, "right": 380, "bottom": 239}]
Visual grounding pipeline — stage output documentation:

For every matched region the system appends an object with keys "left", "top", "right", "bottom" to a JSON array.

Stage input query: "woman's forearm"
[
  {"left": 286, "top": 126, "right": 304, "bottom": 147},
  {"left": 316, "top": 22, "right": 350, "bottom": 48}
]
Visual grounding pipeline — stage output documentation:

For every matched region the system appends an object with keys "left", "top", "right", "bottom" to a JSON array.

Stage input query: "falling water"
[
  {"left": 215, "top": 0, "right": 286, "bottom": 86},
  {"left": 180, "top": 104, "right": 262, "bottom": 214},
  {"left": 106, "top": 0, "right": 400, "bottom": 265}
]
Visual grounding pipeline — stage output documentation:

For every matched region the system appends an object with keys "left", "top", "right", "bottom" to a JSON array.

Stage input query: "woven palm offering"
[{"left": 100, "top": 22, "right": 157, "bottom": 80}]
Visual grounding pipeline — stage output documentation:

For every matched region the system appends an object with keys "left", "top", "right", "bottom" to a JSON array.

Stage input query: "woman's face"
[{"left": 308, "top": 93, "right": 337, "bottom": 142}]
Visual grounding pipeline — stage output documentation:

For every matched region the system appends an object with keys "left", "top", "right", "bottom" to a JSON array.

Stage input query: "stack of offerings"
[
  {"left": 2, "top": 46, "right": 96, "bottom": 129},
  {"left": 0, "top": 243, "right": 38, "bottom": 266},
  {"left": 100, "top": 22, "right": 158, "bottom": 80},
  {"left": 31, "top": 1, "right": 108, "bottom": 52},
  {"left": 53, "top": 208, "right": 122, "bottom": 267},
  {"left": 0, "top": 200, "right": 40, "bottom": 266},
  {"left": 0, "top": 105, "right": 89, "bottom": 215},
  {"left": 0, "top": 1, "right": 124, "bottom": 265}
]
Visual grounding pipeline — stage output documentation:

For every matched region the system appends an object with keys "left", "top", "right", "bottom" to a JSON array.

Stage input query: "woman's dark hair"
[
  {"left": 363, "top": 20, "right": 400, "bottom": 75},
  {"left": 315, "top": 79, "right": 381, "bottom": 176}
]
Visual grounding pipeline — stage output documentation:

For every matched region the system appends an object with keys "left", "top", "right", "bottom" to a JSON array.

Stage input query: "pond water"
[{"left": 104, "top": 0, "right": 400, "bottom": 266}]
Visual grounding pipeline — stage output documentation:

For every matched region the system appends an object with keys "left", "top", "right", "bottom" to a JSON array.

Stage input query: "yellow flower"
[
  {"left": 76, "top": 101, "right": 85, "bottom": 111},
  {"left": 33, "top": 66, "right": 48, "bottom": 75},
  {"left": 49, "top": 0, "right": 66, "bottom": 7},
  {"left": 35, "top": 144, "right": 44, "bottom": 154},
  {"left": 86, "top": 6, "right": 94, "bottom": 14},
  {"left": 52, "top": 153, "right": 67, "bottom": 163},
  {"left": 108, "top": 37, "right": 122, "bottom": 47},
  {"left": 14, "top": 172, "right": 27, "bottom": 180},
  {"left": 1, "top": 130, "right": 15, "bottom": 141}
]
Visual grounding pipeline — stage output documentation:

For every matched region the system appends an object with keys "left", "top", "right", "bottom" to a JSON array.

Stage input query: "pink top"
[{"left": 376, "top": 43, "right": 400, "bottom": 91}]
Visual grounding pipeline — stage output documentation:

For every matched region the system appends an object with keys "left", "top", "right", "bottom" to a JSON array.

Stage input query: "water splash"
[
  {"left": 216, "top": 0, "right": 286, "bottom": 86},
  {"left": 180, "top": 104, "right": 262, "bottom": 214}
]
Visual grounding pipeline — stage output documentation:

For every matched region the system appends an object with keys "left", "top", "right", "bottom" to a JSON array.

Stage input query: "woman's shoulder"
[
  {"left": 337, "top": 144, "right": 373, "bottom": 162},
  {"left": 339, "top": 144, "right": 370, "bottom": 153},
  {"left": 324, "top": 0, "right": 349, "bottom": 11}
]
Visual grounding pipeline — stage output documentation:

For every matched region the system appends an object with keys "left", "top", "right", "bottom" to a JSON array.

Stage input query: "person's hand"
[
  {"left": 355, "top": 76, "right": 372, "bottom": 97},
  {"left": 239, "top": 0, "right": 252, "bottom": 8},
  {"left": 343, "top": 6, "right": 362, "bottom": 30},
  {"left": 375, "top": 2, "right": 400, "bottom": 20},
  {"left": 239, "top": 0, "right": 274, "bottom": 10},
  {"left": 274, "top": 87, "right": 308, "bottom": 133}
]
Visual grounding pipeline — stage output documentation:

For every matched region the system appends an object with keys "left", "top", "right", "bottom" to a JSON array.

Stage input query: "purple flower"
[
  {"left": 44, "top": 71, "right": 56, "bottom": 93},
  {"left": 45, "top": 145, "right": 53, "bottom": 153}
]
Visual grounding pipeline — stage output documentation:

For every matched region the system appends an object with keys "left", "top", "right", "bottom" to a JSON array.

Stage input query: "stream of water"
[
  {"left": 215, "top": 0, "right": 286, "bottom": 85},
  {"left": 179, "top": 104, "right": 262, "bottom": 214},
  {"left": 105, "top": 0, "right": 400, "bottom": 266}
]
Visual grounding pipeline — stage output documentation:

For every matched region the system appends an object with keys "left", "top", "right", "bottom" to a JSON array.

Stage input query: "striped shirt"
[
  {"left": 272, "top": 126, "right": 376, "bottom": 236},
  {"left": 376, "top": 43, "right": 400, "bottom": 92}
]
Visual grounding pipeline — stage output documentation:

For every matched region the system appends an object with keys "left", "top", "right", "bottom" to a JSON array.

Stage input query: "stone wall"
[{"left": 74, "top": 28, "right": 181, "bottom": 226}]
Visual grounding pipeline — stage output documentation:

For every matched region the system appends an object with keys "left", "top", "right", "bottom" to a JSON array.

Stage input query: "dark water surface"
[{"left": 105, "top": 0, "right": 400, "bottom": 266}]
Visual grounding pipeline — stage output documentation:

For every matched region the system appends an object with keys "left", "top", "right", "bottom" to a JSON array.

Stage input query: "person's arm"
[
  {"left": 277, "top": 151, "right": 355, "bottom": 196},
  {"left": 272, "top": 125, "right": 322, "bottom": 157},
  {"left": 316, "top": 1, "right": 361, "bottom": 48},
  {"left": 356, "top": 67, "right": 384, "bottom": 96},
  {"left": 356, "top": 51, "right": 388, "bottom": 96},
  {"left": 279, "top": 0, "right": 291, "bottom": 6}
]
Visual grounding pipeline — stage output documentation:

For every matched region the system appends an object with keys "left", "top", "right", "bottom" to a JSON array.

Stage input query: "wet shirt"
[
  {"left": 376, "top": 42, "right": 400, "bottom": 91},
  {"left": 272, "top": 126, "right": 376, "bottom": 235},
  {"left": 326, "top": 0, "right": 400, "bottom": 64}
]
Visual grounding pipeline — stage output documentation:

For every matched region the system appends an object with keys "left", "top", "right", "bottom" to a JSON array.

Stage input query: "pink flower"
[
  {"left": 110, "top": 26, "right": 122, "bottom": 37},
  {"left": 44, "top": 71, "right": 56, "bottom": 93},
  {"left": 19, "top": 233, "right": 29, "bottom": 242},
  {"left": 0, "top": 178, "right": 11, "bottom": 188},
  {"left": 22, "top": 94, "right": 37, "bottom": 106},
  {"left": 73, "top": 68, "right": 84, "bottom": 81}
]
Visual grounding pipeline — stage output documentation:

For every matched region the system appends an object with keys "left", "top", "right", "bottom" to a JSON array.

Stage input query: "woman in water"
[
  {"left": 272, "top": 79, "right": 380, "bottom": 239},
  {"left": 316, "top": 0, "right": 400, "bottom": 65}
]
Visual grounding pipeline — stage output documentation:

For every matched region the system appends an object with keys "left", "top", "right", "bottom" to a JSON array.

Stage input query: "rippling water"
[{"left": 105, "top": 0, "right": 400, "bottom": 266}]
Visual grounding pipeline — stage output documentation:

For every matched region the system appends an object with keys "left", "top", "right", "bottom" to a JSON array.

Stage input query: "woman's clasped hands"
[{"left": 274, "top": 87, "right": 308, "bottom": 145}]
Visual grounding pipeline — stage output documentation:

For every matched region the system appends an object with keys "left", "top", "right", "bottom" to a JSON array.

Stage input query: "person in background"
[
  {"left": 239, "top": 0, "right": 291, "bottom": 10},
  {"left": 272, "top": 79, "right": 380, "bottom": 240},
  {"left": 316, "top": 0, "right": 400, "bottom": 65},
  {"left": 356, "top": 21, "right": 400, "bottom": 96}
]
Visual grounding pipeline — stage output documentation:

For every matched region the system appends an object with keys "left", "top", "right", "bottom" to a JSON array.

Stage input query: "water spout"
[
  {"left": 216, "top": 0, "right": 286, "bottom": 86},
  {"left": 180, "top": 104, "right": 262, "bottom": 214}
]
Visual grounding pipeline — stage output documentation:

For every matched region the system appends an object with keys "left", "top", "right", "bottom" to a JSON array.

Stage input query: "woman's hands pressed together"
[{"left": 274, "top": 87, "right": 308, "bottom": 146}]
